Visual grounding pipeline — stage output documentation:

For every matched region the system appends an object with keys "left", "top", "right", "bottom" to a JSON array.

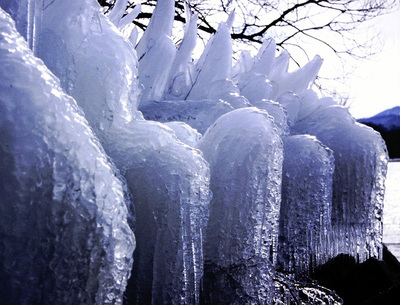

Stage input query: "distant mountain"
[
  {"left": 357, "top": 106, "right": 400, "bottom": 159},
  {"left": 358, "top": 106, "right": 400, "bottom": 132}
]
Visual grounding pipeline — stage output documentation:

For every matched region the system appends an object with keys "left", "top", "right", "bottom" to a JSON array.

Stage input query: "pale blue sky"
[{"left": 348, "top": 8, "right": 400, "bottom": 119}]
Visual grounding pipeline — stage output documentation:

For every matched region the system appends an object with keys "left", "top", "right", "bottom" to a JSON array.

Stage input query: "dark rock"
[{"left": 311, "top": 245, "right": 400, "bottom": 305}]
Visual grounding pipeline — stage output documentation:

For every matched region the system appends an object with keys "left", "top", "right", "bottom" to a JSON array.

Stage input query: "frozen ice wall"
[
  {"left": 0, "top": 8, "right": 134, "bottom": 304},
  {"left": 278, "top": 135, "right": 334, "bottom": 277},
  {"left": 198, "top": 108, "right": 283, "bottom": 304},
  {"left": 292, "top": 105, "right": 388, "bottom": 261}
]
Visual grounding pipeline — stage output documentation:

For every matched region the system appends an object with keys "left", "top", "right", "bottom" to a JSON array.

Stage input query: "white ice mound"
[
  {"left": 0, "top": 8, "right": 134, "bottom": 304},
  {"left": 198, "top": 107, "right": 283, "bottom": 305},
  {"left": 292, "top": 105, "right": 388, "bottom": 261},
  {"left": 106, "top": 120, "right": 211, "bottom": 305},
  {"left": 278, "top": 135, "right": 334, "bottom": 277}
]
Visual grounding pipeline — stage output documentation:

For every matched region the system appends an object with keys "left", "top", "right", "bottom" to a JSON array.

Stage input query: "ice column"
[
  {"left": 278, "top": 135, "right": 334, "bottom": 277},
  {"left": 106, "top": 121, "right": 211, "bottom": 305},
  {"left": 292, "top": 105, "right": 388, "bottom": 261},
  {"left": 198, "top": 108, "right": 283, "bottom": 304},
  {"left": 0, "top": 9, "right": 134, "bottom": 304},
  {"left": 136, "top": 0, "right": 177, "bottom": 104}
]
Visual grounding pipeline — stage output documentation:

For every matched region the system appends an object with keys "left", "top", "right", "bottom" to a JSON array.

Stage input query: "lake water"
[{"left": 383, "top": 160, "right": 400, "bottom": 260}]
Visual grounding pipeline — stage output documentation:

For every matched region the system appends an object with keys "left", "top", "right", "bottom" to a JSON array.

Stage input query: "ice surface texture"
[
  {"left": 0, "top": 8, "right": 134, "bottom": 304},
  {"left": 198, "top": 108, "right": 283, "bottom": 304},
  {"left": 292, "top": 106, "right": 388, "bottom": 261},
  {"left": 278, "top": 135, "right": 334, "bottom": 277}
]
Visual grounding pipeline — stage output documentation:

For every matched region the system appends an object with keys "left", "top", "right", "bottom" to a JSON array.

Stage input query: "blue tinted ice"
[{"left": 0, "top": 9, "right": 134, "bottom": 304}]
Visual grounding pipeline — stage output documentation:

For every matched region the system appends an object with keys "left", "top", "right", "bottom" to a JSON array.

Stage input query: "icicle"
[
  {"left": 271, "top": 55, "right": 323, "bottom": 100},
  {"left": 136, "top": 0, "right": 176, "bottom": 104},
  {"left": 136, "top": 0, "right": 174, "bottom": 59},
  {"left": 164, "top": 13, "right": 198, "bottom": 100},
  {"left": 253, "top": 38, "right": 276, "bottom": 76}
]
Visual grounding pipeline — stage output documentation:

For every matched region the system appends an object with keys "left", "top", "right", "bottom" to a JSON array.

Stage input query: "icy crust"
[
  {"left": 198, "top": 108, "right": 283, "bottom": 304},
  {"left": 0, "top": 9, "right": 134, "bottom": 304},
  {"left": 139, "top": 99, "right": 234, "bottom": 134},
  {"left": 278, "top": 135, "right": 334, "bottom": 277},
  {"left": 292, "top": 105, "right": 388, "bottom": 261},
  {"left": 106, "top": 120, "right": 211, "bottom": 305},
  {"left": 29, "top": 0, "right": 142, "bottom": 143}
]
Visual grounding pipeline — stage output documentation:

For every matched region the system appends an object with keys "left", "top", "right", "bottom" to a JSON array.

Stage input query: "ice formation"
[
  {"left": 198, "top": 108, "right": 283, "bottom": 304},
  {"left": 0, "top": 0, "right": 389, "bottom": 304},
  {"left": 0, "top": 8, "right": 134, "bottom": 304},
  {"left": 278, "top": 135, "right": 334, "bottom": 277},
  {"left": 292, "top": 106, "right": 388, "bottom": 261}
]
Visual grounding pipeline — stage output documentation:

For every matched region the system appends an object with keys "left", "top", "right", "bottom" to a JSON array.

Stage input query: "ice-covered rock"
[
  {"left": 198, "top": 107, "right": 283, "bottom": 304},
  {"left": 278, "top": 135, "right": 334, "bottom": 276},
  {"left": 292, "top": 105, "right": 388, "bottom": 261},
  {"left": 0, "top": 9, "right": 134, "bottom": 304},
  {"left": 251, "top": 99, "right": 290, "bottom": 135}
]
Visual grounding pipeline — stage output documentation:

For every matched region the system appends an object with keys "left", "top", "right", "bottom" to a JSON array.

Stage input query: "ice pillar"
[
  {"left": 278, "top": 135, "right": 334, "bottom": 277},
  {"left": 198, "top": 107, "right": 283, "bottom": 304}
]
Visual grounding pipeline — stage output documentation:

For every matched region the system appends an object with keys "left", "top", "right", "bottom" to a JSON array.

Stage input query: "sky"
[{"left": 347, "top": 8, "right": 400, "bottom": 119}]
